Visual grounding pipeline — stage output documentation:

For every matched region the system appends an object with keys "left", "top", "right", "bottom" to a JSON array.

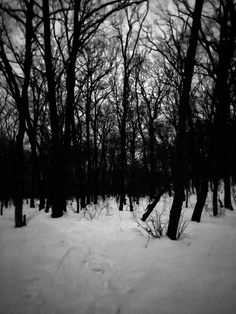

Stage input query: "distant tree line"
[{"left": 0, "top": 0, "right": 235, "bottom": 239}]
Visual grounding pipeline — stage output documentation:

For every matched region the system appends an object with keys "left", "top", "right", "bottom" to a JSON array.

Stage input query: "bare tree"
[
  {"left": 0, "top": 0, "right": 35, "bottom": 227},
  {"left": 167, "top": 0, "right": 204, "bottom": 240},
  {"left": 40, "top": 0, "right": 148, "bottom": 217},
  {"left": 111, "top": 2, "right": 149, "bottom": 210}
]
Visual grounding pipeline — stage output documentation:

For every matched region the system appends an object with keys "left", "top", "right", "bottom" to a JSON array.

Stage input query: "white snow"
[{"left": 1, "top": 194, "right": 236, "bottom": 314}]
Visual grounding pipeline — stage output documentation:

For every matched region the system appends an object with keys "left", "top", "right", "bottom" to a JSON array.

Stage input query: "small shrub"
[
  {"left": 79, "top": 199, "right": 114, "bottom": 220},
  {"left": 216, "top": 206, "right": 226, "bottom": 217},
  {"left": 79, "top": 204, "right": 102, "bottom": 221},
  {"left": 103, "top": 199, "right": 112, "bottom": 216},
  {"left": 205, "top": 201, "right": 226, "bottom": 218},
  {"left": 134, "top": 209, "right": 167, "bottom": 239}
]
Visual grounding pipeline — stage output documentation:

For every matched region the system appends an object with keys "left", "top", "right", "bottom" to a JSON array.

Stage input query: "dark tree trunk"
[
  {"left": 86, "top": 97, "right": 92, "bottom": 205},
  {"left": 39, "top": 165, "right": 46, "bottom": 210},
  {"left": 119, "top": 118, "right": 126, "bottom": 211},
  {"left": 149, "top": 119, "right": 156, "bottom": 199},
  {"left": 191, "top": 176, "right": 208, "bottom": 222},
  {"left": 1, "top": 201, "right": 3, "bottom": 216},
  {"left": 39, "top": 191, "right": 45, "bottom": 211},
  {"left": 167, "top": 0, "right": 204, "bottom": 240},
  {"left": 76, "top": 197, "right": 80, "bottom": 213},
  {"left": 213, "top": 177, "right": 218, "bottom": 216},
  {"left": 76, "top": 192, "right": 86, "bottom": 213},
  {"left": 119, "top": 75, "right": 128, "bottom": 211},
  {"left": 50, "top": 148, "right": 66, "bottom": 218},
  {"left": 45, "top": 198, "right": 51, "bottom": 213},
  {"left": 43, "top": 0, "right": 65, "bottom": 218},
  {"left": 129, "top": 195, "right": 134, "bottom": 212},
  {"left": 76, "top": 166, "right": 86, "bottom": 211},
  {"left": 100, "top": 138, "right": 107, "bottom": 201},
  {"left": 93, "top": 108, "right": 98, "bottom": 205},
  {"left": 71, "top": 113, "right": 86, "bottom": 212},
  {"left": 30, "top": 197, "right": 35, "bottom": 208},
  {"left": 14, "top": 117, "right": 25, "bottom": 228},
  {"left": 224, "top": 175, "right": 233, "bottom": 210},
  {"left": 213, "top": 0, "right": 235, "bottom": 212},
  {"left": 128, "top": 128, "right": 137, "bottom": 210},
  {"left": 30, "top": 155, "right": 36, "bottom": 208},
  {"left": 0, "top": 0, "right": 34, "bottom": 227},
  {"left": 142, "top": 180, "right": 170, "bottom": 222}
]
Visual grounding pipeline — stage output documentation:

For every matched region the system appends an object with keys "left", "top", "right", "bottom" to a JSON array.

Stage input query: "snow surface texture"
[{"left": 0, "top": 194, "right": 236, "bottom": 314}]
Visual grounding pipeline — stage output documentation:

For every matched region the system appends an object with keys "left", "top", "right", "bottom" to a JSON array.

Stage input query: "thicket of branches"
[{"left": 0, "top": 0, "right": 235, "bottom": 239}]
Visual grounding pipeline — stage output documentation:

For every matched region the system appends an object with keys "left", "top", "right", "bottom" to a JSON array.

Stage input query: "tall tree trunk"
[
  {"left": 71, "top": 114, "right": 86, "bottom": 212},
  {"left": 119, "top": 74, "right": 128, "bottom": 211},
  {"left": 43, "top": 0, "right": 65, "bottom": 218},
  {"left": 100, "top": 138, "right": 107, "bottom": 201},
  {"left": 38, "top": 153, "right": 46, "bottom": 210},
  {"left": 213, "top": 177, "right": 219, "bottom": 216},
  {"left": 213, "top": 0, "right": 235, "bottom": 212},
  {"left": 224, "top": 175, "right": 233, "bottom": 210},
  {"left": 93, "top": 106, "right": 98, "bottom": 205},
  {"left": 0, "top": 201, "right": 3, "bottom": 216},
  {"left": 39, "top": 182, "right": 45, "bottom": 211},
  {"left": 86, "top": 97, "right": 92, "bottom": 205},
  {"left": 30, "top": 159, "right": 36, "bottom": 208},
  {"left": 14, "top": 116, "right": 25, "bottom": 227},
  {"left": 119, "top": 115, "right": 127, "bottom": 211},
  {"left": 167, "top": 0, "right": 204, "bottom": 240},
  {"left": 149, "top": 119, "right": 156, "bottom": 199},
  {"left": 128, "top": 128, "right": 136, "bottom": 211}
]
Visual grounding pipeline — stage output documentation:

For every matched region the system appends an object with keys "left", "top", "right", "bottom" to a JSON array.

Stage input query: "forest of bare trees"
[{"left": 0, "top": 0, "right": 236, "bottom": 240}]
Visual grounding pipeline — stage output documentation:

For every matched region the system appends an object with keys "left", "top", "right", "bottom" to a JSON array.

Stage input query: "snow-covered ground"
[{"left": 1, "top": 193, "right": 236, "bottom": 314}]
